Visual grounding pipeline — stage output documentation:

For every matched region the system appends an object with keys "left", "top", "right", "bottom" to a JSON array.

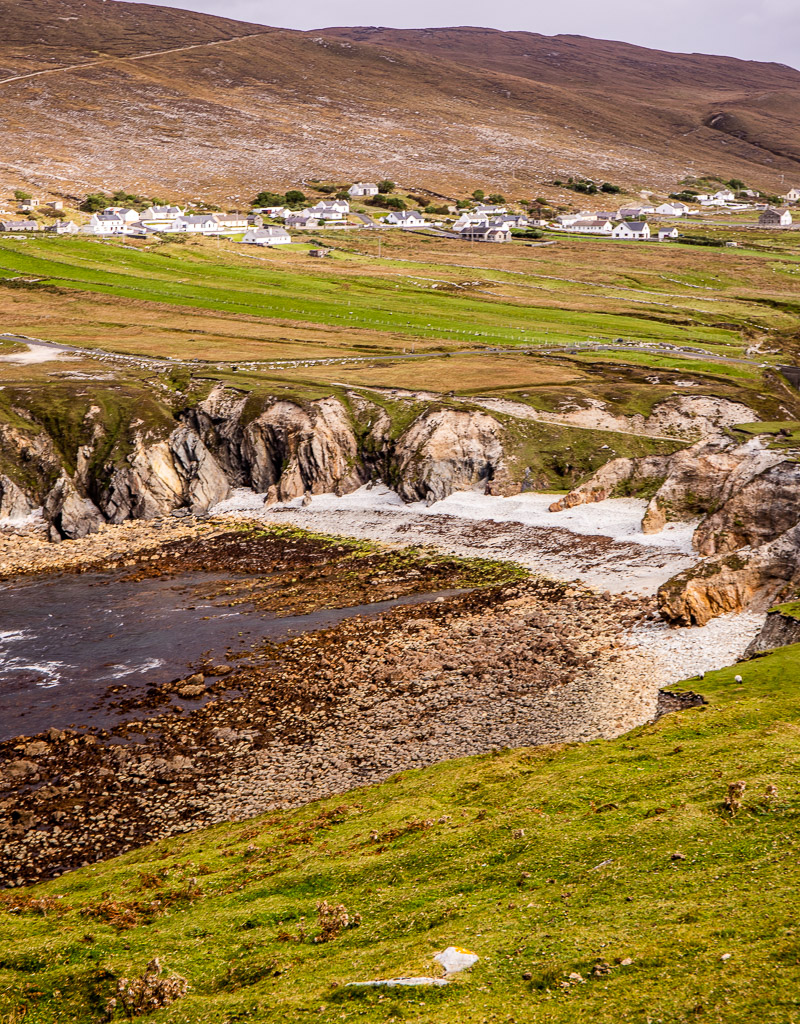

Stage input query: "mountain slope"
[{"left": 1, "top": 0, "right": 799, "bottom": 201}]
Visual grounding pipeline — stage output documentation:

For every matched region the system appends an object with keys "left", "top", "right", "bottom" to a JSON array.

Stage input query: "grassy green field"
[
  {"left": 2, "top": 646, "right": 799, "bottom": 1023},
  {"left": 1, "top": 229, "right": 799, "bottom": 372}
]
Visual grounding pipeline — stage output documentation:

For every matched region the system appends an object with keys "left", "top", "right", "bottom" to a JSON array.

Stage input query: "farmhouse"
[
  {"left": 46, "top": 220, "right": 79, "bottom": 234},
  {"left": 784, "top": 187, "right": 800, "bottom": 203},
  {"left": 285, "top": 212, "right": 320, "bottom": 228},
  {"left": 88, "top": 211, "right": 129, "bottom": 235},
  {"left": 453, "top": 212, "right": 488, "bottom": 231},
  {"left": 566, "top": 218, "right": 613, "bottom": 234},
  {"left": 384, "top": 210, "right": 426, "bottom": 227},
  {"left": 170, "top": 214, "right": 220, "bottom": 233},
  {"left": 241, "top": 226, "right": 291, "bottom": 246},
  {"left": 658, "top": 227, "right": 679, "bottom": 240},
  {"left": 490, "top": 214, "right": 529, "bottom": 229},
  {"left": 612, "top": 220, "right": 651, "bottom": 240},
  {"left": 758, "top": 207, "right": 793, "bottom": 227},
  {"left": 18, "top": 199, "right": 39, "bottom": 212},
  {"left": 47, "top": 200, "right": 64, "bottom": 211},
  {"left": 554, "top": 213, "right": 583, "bottom": 227},
  {"left": 459, "top": 224, "right": 511, "bottom": 243},
  {"left": 655, "top": 201, "right": 689, "bottom": 216},
  {"left": 618, "top": 204, "right": 654, "bottom": 219},
  {"left": 0, "top": 219, "right": 37, "bottom": 231},
  {"left": 348, "top": 182, "right": 379, "bottom": 197},
  {"left": 213, "top": 213, "right": 249, "bottom": 231},
  {"left": 106, "top": 207, "right": 141, "bottom": 224},
  {"left": 474, "top": 204, "right": 507, "bottom": 216},
  {"left": 310, "top": 200, "right": 349, "bottom": 220},
  {"left": 139, "top": 205, "right": 183, "bottom": 226}
]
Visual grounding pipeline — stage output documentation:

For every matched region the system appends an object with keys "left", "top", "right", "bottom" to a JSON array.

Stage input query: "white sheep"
[{"left": 734, "top": 674, "right": 743, "bottom": 683}]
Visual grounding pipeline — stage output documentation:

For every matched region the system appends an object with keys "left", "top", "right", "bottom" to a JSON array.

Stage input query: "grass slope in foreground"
[{"left": 2, "top": 649, "right": 800, "bottom": 1023}]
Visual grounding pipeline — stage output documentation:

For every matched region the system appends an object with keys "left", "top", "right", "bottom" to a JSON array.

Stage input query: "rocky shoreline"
[{"left": 1, "top": 520, "right": 668, "bottom": 887}]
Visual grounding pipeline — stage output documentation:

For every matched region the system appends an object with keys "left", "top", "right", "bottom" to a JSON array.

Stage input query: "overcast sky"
[{"left": 125, "top": 0, "right": 800, "bottom": 68}]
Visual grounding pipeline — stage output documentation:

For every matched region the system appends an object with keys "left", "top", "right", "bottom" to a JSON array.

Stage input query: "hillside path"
[{"left": 0, "top": 31, "right": 270, "bottom": 86}]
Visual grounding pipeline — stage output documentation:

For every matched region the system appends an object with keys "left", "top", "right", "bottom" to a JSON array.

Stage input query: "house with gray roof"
[
  {"left": 0, "top": 219, "right": 37, "bottom": 232},
  {"left": 241, "top": 226, "right": 292, "bottom": 246}
]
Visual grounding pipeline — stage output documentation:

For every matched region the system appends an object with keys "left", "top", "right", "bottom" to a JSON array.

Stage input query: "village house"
[
  {"left": 241, "top": 226, "right": 292, "bottom": 246},
  {"left": 46, "top": 219, "right": 79, "bottom": 234},
  {"left": 567, "top": 218, "right": 614, "bottom": 234},
  {"left": 139, "top": 205, "right": 184, "bottom": 227},
  {"left": 783, "top": 187, "right": 800, "bottom": 204},
  {"left": 383, "top": 210, "right": 426, "bottom": 227},
  {"left": 713, "top": 188, "right": 736, "bottom": 202},
  {"left": 490, "top": 213, "right": 528, "bottom": 230},
  {"left": 170, "top": 214, "right": 220, "bottom": 233},
  {"left": 254, "top": 205, "right": 289, "bottom": 218},
  {"left": 88, "top": 211, "right": 130, "bottom": 235},
  {"left": 453, "top": 212, "right": 489, "bottom": 232},
  {"left": 474, "top": 204, "right": 507, "bottom": 216},
  {"left": 310, "top": 199, "right": 349, "bottom": 220},
  {"left": 658, "top": 227, "right": 679, "bottom": 241},
  {"left": 348, "top": 182, "right": 379, "bottom": 197},
  {"left": 554, "top": 213, "right": 583, "bottom": 227},
  {"left": 612, "top": 220, "right": 651, "bottom": 240},
  {"left": 18, "top": 199, "right": 40, "bottom": 212},
  {"left": 758, "top": 207, "right": 793, "bottom": 227},
  {"left": 285, "top": 212, "right": 320, "bottom": 229},
  {"left": 105, "top": 207, "right": 141, "bottom": 224},
  {"left": 459, "top": 223, "right": 511, "bottom": 243},
  {"left": 47, "top": 200, "right": 64, "bottom": 212},
  {"left": 0, "top": 219, "right": 38, "bottom": 232},
  {"left": 655, "top": 201, "right": 689, "bottom": 216},
  {"left": 618, "top": 204, "right": 654, "bottom": 219},
  {"left": 212, "top": 213, "right": 249, "bottom": 231}
]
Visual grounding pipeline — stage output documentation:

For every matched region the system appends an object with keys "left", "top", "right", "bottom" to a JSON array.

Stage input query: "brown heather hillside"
[{"left": 0, "top": 0, "right": 799, "bottom": 202}]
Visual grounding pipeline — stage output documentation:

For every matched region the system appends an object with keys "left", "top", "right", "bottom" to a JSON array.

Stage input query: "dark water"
[{"left": 0, "top": 571, "right": 451, "bottom": 740}]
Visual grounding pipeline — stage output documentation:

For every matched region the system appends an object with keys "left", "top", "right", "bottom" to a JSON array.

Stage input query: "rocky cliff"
[
  {"left": 0, "top": 385, "right": 510, "bottom": 539},
  {"left": 552, "top": 433, "right": 800, "bottom": 624}
]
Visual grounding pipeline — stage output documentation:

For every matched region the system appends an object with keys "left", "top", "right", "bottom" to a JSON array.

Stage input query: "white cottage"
[
  {"left": 241, "top": 226, "right": 292, "bottom": 246},
  {"left": 612, "top": 220, "right": 651, "bottom": 240},
  {"left": 348, "top": 182, "right": 379, "bottom": 197},
  {"left": 658, "top": 227, "right": 679, "bottom": 240},
  {"left": 384, "top": 210, "right": 426, "bottom": 227},
  {"left": 655, "top": 202, "right": 689, "bottom": 216}
]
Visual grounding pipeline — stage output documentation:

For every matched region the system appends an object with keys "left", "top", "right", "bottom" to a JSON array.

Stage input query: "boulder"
[
  {"left": 44, "top": 474, "right": 105, "bottom": 541},
  {"left": 0, "top": 474, "right": 34, "bottom": 520},
  {"left": 392, "top": 409, "right": 507, "bottom": 502}
]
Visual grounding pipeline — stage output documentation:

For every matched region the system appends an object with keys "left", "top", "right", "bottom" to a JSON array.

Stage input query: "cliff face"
[
  {"left": 0, "top": 386, "right": 509, "bottom": 539},
  {"left": 552, "top": 435, "right": 800, "bottom": 624}
]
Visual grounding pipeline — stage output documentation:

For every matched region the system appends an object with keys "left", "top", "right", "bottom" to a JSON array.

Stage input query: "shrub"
[
  {"left": 106, "top": 958, "right": 188, "bottom": 1018},
  {"left": 471, "top": 189, "right": 485, "bottom": 201},
  {"left": 601, "top": 182, "right": 621, "bottom": 193},
  {"left": 377, "top": 180, "right": 395, "bottom": 194},
  {"left": 284, "top": 189, "right": 307, "bottom": 206},
  {"left": 13, "top": 189, "right": 31, "bottom": 202},
  {"left": 80, "top": 192, "right": 110, "bottom": 213}
]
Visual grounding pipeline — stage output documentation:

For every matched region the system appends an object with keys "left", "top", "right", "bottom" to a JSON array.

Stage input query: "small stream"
[{"left": 0, "top": 570, "right": 452, "bottom": 740}]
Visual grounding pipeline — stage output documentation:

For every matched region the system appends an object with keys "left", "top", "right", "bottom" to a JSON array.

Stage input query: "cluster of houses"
[{"left": 1, "top": 181, "right": 797, "bottom": 244}]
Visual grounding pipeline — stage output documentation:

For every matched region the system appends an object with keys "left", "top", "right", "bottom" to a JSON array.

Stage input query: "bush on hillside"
[{"left": 377, "top": 180, "right": 395, "bottom": 194}]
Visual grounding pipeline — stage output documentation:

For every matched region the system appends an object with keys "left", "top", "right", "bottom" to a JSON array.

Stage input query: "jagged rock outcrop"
[
  {"left": 243, "top": 398, "right": 365, "bottom": 502},
  {"left": 743, "top": 607, "right": 800, "bottom": 657},
  {"left": 658, "top": 525, "right": 800, "bottom": 626},
  {"left": 692, "top": 459, "right": 800, "bottom": 555},
  {"left": 0, "top": 474, "right": 33, "bottom": 520},
  {"left": 43, "top": 474, "right": 105, "bottom": 542},
  {"left": 102, "top": 427, "right": 230, "bottom": 522},
  {"left": 550, "top": 434, "right": 800, "bottom": 623},
  {"left": 392, "top": 409, "right": 507, "bottom": 502}
]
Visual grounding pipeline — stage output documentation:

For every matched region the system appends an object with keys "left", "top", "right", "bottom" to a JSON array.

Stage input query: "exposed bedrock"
[
  {"left": 552, "top": 434, "right": 800, "bottom": 624},
  {"left": 743, "top": 606, "right": 800, "bottom": 658},
  {"left": 1, "top": 387, "right": 509, "bottom": 538}
]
